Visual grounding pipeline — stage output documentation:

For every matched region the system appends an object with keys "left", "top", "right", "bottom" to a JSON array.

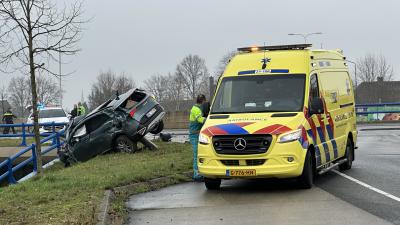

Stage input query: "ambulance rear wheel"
[
  {"left": 297, "top": 150, "right": 313, "bottom": 189},
  {"left": 339, "top": 138, "right": 353, "bottom": 171},
  {"left": 204, "top": 178, "right": 221, "bottom": 190}
]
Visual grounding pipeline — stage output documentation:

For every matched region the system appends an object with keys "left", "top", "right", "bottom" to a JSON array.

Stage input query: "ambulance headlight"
[
  {"left": 199, "top": 133, "right": 210, "bottom": 145},
  {"left": 278, "top": 129, "right": 302, "bottom": 143}
]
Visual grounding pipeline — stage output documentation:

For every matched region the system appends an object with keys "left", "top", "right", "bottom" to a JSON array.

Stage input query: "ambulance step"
[{"left": 317, "top": 158, "right": 348, "bottom": 175}]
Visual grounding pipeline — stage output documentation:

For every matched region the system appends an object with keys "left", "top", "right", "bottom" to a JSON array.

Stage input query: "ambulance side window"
[{"left": 309, "top": 74, "right": 319, "bottom": 100}]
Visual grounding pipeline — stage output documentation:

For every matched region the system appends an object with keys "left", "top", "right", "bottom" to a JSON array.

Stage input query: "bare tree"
[
  {"left": 376, "top": 54, "right": 394, "bottom": 81},
  {"left": 0, "top": 0, "right": 85, "bottom": 175},
  {"left": 143, "top": 74, "right": 168, "bottom": 102},
  {"left": 88, "top": 70, "right": 136, "bottom": 109},
  {"left": 357, "top": 53, "right": 394, "bottom": 83},
  {"left": 215, "top": 50, "right": 236, "bottom": 77},
  {"left": 114, "top": 73, "right": 136, "bottom": 95},
  {"left": 8, "top": 76, "right": 30, "bottom": 117},
  {"left": 7, "top": 75, "right": 60, "bottom": 117},
  {"left": 28, "top": 74, "right": 61, "bottom": 105},
  {"left": 175, "top": 54, "right": 209, "bottom": 100},
  {"left": 165, "top": 73, "right": 185, "bottom": 110}
]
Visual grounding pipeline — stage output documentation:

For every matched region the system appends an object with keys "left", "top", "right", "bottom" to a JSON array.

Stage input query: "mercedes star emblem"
[{"left": 234, "top": 138, "right": 247, "bottom": 151}]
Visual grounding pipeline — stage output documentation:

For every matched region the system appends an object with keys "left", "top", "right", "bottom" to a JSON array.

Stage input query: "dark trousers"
[{"left": 2, "top": 123, "right": 16, "bottom": 134}]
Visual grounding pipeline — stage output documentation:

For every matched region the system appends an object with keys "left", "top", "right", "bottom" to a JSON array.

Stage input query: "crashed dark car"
[{"left": 58, "top": 89, "right": 165, "bottom": 165}]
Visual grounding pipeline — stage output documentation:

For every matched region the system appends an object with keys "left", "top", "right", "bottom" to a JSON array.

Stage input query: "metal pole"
[
  {"left": 20, "top": 123, "right": 27, "bottom": 146},
  {"left": 346, "top": 60, "right": 357, "bottom": 101},
  {"left": 209, "top": 76, "right": 214, "bottom": 100},
  {"left": 59, "top": 43, "right": 62, "bottom": 107},
  {"left": 0, "top": 88, "right": 4, "bottom": 115}
]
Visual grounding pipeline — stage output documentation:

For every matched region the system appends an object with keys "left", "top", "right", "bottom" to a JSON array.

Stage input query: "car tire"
[
  {"left": 297, "top": 150, "right": 314, "bottom": 189},
  {"left": 115, "top": 135, "right": 138, "bottom": 153},
  {"left": 204, "top": 178, "right": 221, "bottom": 190},
  {"left": 150, "top": 120, "right": 164, "bottom": 135},
  {"left": 339, "top": 137, "right": 353, "bottom": 171}
]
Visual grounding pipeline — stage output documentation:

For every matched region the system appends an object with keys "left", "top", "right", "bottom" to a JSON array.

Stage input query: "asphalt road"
[{"left": 126, "top": 124, "right": 400, "bottom": 225}]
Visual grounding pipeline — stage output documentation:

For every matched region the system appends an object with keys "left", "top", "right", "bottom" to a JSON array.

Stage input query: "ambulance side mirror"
[{"left": 309, "top": 98, "right": 325, "bottom": 115}]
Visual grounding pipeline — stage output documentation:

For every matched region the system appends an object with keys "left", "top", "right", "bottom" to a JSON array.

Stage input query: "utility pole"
[
  {"left": 209, "top": 76, "right": 215, "bottom": 101},
  {"left": 59, "top": 43, "right": 62, "bottom": 107}
]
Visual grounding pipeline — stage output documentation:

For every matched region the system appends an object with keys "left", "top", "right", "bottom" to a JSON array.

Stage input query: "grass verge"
[{"left": 0, "top": 141, "right": 192, "bottom": 225}]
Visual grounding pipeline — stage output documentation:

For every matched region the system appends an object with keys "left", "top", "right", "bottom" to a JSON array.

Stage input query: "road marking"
[{"left": 333, "top": 170, "right": 400, "bottom": 202}]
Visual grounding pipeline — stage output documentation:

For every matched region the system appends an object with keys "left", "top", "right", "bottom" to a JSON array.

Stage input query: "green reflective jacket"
[
  {"left": 78, "top": 106, "right": 86, "bottom": 116},
  {"left": 189, "top": 104, "right": 205, "bottom": 134}
]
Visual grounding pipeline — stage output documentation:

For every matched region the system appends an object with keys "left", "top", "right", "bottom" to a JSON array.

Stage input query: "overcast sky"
[{"left": 1, "top": 0, "right": 399, "bottom": 109}]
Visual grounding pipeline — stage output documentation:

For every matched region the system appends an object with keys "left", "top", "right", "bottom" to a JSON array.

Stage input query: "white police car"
[{"left": 27, "top": 107, "right": 69, "bottom": 133}]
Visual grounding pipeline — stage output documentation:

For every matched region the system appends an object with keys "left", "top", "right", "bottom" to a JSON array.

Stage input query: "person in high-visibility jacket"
[
  {"left": 189, "top": 94, "right": 206, "bottom": 181},
  {"left": 77, "top": 102, "right": 86, "bottom": 116},
  {"left": 2, "top": 108, "right": 17, "bottom": 134}
]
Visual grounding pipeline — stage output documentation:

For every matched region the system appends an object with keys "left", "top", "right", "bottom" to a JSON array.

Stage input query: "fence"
[
  {"left": 0, "top": 130, "right": 64, "bottom": 185},
  {"left": 164, "top": 111, "right": 190, "bottom": 129},
  {"left": 0, "top": 122, "right": 67, "bottom": 185},
  {"left": 355, "top": 102, "right": 400, "bottom": 121},
  {"left": 0, "top": 122, "right": 67, "bottom": 146}
]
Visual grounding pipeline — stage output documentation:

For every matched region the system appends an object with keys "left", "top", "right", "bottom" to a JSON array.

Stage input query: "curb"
[
  {"left": 96, "top": 190, "right": 115, "bottom": 225},
  {"left": 96, "top": 171, "right": 192, "bottom": 225}
]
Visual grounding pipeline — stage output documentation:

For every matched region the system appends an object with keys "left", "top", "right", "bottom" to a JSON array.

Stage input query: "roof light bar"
[{"left": 238, "top": 44, "right": 312, "bottom": 52}]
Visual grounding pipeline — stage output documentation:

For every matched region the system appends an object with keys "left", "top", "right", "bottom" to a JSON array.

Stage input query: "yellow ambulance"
[{"left": 198, "top": 44, "right": 357, "bottom": 189}]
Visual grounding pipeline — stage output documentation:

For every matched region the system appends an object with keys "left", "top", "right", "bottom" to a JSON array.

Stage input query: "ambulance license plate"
[{"left": 227, "top": 169, "right": 256, "bottom": 177}]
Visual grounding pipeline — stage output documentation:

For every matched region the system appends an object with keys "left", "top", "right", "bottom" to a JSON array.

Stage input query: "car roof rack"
[{"left": 237, "top": 44, "right": 312, "bottom": 52}]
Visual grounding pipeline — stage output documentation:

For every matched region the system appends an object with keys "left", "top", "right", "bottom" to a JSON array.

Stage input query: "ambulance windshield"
[{"left": 211, "top": 74, "right": 305, "bottom": 114}]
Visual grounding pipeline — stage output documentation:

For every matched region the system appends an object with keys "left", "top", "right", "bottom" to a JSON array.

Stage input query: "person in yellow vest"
[
  {"left": 189, "top": 94, "right": 206, "bottom": 181},
  {"left": 2, "top": 108, "right": 17, "bottom": 134},
  {"left": 77, "top": 102, "right": 86, "bottom": 116}
]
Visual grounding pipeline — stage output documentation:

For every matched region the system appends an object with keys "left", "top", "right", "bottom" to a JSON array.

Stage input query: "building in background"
[
  {"left": 356, "top": 77, "right": 400, "bottom": 104},
  {"left": 356, "top": 77, "right": 400, "bottom": 121}
]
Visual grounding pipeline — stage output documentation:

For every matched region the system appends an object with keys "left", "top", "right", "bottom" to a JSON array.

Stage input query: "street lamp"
[{"left": 288, "top": 32, "right": 323, "bottom": 44}]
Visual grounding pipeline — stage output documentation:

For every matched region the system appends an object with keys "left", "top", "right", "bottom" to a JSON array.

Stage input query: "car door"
[
  {"left": 319, "top": 71, "right": 345, "bottom": 160},
  {"left": 69, "top": 124, "right": 92, "bottom": 162},
  {"left": 86, "top": 113, "right": 114, "bottom": 156},
  {"left": 309, "top": 73, "right": 332, "bottom": 164}
]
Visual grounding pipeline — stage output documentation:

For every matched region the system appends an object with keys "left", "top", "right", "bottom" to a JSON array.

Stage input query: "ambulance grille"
[
  {"left": 212, "top": 135, "right": 272, "bottom": 155},
  {"left": 246, "top": 159, "right": 266, "bottom": 166},
  {"left": 220, "top": 159, "right": 266, "bottom": 166},
  {"left": 220, "top": 160, "right": 239, "bottom": 166}
]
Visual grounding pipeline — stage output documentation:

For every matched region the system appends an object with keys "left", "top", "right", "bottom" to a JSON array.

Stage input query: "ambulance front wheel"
[
  {"left": 297, "top": 150, "right": 314, "bottom": 189},
  {"left": 339, "top": 137, "right": 354, "bottom": 171},
  {"left": 204, "top": 178, "right": 221, "bottom": 190}
]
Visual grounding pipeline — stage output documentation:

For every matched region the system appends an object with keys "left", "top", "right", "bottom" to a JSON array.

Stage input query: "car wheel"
[
  {"left": 150, "top": 120, "right": 164, "bottom": 135},
  {"left": 297, "top": 150, "right": 314, "bottom": 189},
  {"left": 339, "top": 137, "right": 353, "bottom": 171},
  {"left": 204, "top": 178, "right": 221, "bottom": 190},
  {"left": 115, "top": 135, "right": 138, "bottom": 153}
]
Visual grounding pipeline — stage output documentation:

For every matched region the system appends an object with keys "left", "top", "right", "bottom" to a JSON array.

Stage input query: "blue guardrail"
[{"left": 0, "top": 122, "right": 66, "bottom": 185}]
